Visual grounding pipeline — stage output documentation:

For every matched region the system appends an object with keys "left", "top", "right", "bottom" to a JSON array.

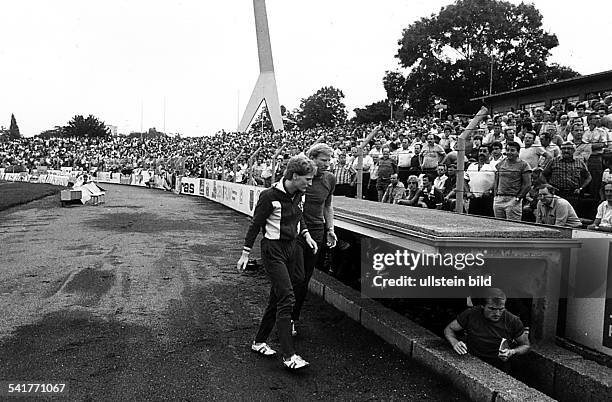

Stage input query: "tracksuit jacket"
[{"left": 243, "top": 180, "right": 309, "bottom": 252}]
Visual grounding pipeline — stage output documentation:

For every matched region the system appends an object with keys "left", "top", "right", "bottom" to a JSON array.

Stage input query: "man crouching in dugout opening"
[
  {"left": 237, "top": 155, "right": 318, "bottom": 371},
  {"left": 444, "top": 288, "right": 530, "bottom": 372}
]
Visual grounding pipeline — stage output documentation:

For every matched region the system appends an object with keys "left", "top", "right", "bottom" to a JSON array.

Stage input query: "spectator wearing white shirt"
[
  {"left": 396, "top": 139, "right": 413, "bottom": 186},
  {"left": 465, "top": 145, "right": 496, "bottom": 217},
  {"left": 587, "top": 183, "right": 612, "bottom": 232},
  {"left": 433, "top": 164, "right": 448, "bottom": 192}
]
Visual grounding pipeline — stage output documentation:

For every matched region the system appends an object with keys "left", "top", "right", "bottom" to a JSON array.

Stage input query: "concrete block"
[
  {"left": 554, "top": 357, "right": 612, "bottom": 402},
  {"left": 360, "top": 306, "right": 414, "bottom": 356},
  {"left": 308, "top": 277, "right": 325, "bottom": 298},
  {"left": 412, "top": 339, "right": 554, "bottom": 402},
  {"left": 323, "top": 285, "right": 361, "bottom": 322},
  {"left": 512, "top": 344, "right": 584, "bottom": 396}
]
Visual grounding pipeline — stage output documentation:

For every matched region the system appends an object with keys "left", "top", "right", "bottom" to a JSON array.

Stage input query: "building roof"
[{"left": 470, "top": 69, "right": 612, "bottom": 102}]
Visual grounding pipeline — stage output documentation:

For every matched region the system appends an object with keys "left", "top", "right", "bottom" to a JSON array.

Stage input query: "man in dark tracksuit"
[
  {"left": 292, "top": 144, "right": 337, "bottom": 336},
  {"left": 237, "top": 155, "right": 318, "bottom": 370}
]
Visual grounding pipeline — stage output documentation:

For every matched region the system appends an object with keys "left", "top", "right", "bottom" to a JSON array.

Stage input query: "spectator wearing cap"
[
  {"left": 587, "top": 182, "right": 612, "bottom": 232},
  {"left": 535, "top": 184, "right": 582, "bottom": 228},
  {"left": 543, "top": 142, "right": 591, "bottom": 206},
  {"left": 493, "top": 141, "right": 531, "bottom": 221}
]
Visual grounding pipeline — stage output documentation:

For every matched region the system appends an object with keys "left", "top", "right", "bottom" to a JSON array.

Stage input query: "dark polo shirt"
[
  {"left": 457, "top": 306, "right": 524, "bottom": 359},
  {"left": 304, "top": 171, "right": 336, "bottom": 240}
]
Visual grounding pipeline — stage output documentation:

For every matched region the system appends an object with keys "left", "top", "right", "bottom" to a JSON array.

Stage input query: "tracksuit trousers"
[
  {"left": 254, "top": 238, "right": 301, "bottom": 358},
  {"left": 292, "top": 228, "right": 325, "bottom": 322}
]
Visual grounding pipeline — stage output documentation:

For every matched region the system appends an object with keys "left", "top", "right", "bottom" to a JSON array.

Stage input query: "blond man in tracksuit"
[{"left": 237, "top": 155, "right": 318, "bottom": 370}]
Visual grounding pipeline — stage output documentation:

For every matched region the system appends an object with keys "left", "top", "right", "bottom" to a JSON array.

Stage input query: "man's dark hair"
[{"left": 506, "top": 141, "right": 521, "bottom": 152}]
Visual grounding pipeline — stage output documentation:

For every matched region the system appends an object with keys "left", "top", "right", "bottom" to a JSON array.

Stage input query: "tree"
[
  {"left": 295, "top": 86, "right": 348, "bottom": 130},
  {"left": 251, "top": 105, "right": 274, "bottom": 132},
  {"left": 63, "top": 114, "right": 110, "bottom": 138},
  {"left": 383, "top": 71, "right": 407, "bottom": 108},
  {"left": 396, "top": 0, "right": 579, "bottom": 115},
  {"left": 352, "top": 100, "right": 393, "bottom": 124},
  {"left": 9, "top": 114, "right": 20, "bottom": 139},
  {"left": 38, "top": 126, "right": 65, "bottom": 139}
]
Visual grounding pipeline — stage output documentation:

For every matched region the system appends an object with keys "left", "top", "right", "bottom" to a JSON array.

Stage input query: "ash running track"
[{"left": 0, "top": 184, "right": 465, "bottom": 401}]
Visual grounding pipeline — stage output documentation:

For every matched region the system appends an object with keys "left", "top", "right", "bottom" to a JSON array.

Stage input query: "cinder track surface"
[{"left": 0, "top": 184, "right": 466, "bottom": 401}]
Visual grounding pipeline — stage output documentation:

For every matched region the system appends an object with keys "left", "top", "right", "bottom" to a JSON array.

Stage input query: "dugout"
[{"left": 471, "top": 69, "right": 612, "bottom": 114}]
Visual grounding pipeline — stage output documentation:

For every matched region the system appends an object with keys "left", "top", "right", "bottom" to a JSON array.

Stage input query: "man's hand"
[
  {"left": 326, "top": 230, "right": 337, "bottom": 248},
  {"left": 304, "top": 233, "right": 318, "bottom": 254},
  {"left": 498, "top": 348, "right": 515, "bottom": 362},
  {"left": 452, "top": 341, "right": 468, "bottom": 355},
  {"left": 237, "top": 251, "right": 249, "bottom": 272}
]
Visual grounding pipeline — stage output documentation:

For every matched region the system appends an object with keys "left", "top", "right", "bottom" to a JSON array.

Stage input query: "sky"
[{"left": 1, "top": 0, "right": 610, "bottom": 137}]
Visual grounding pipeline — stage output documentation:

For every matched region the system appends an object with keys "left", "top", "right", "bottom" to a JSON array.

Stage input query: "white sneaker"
[
  {"left": 251, "top": 342, "right": 276, "bottom": 356},
  {"left": 283, "top": 354, "right": 309, "bottom": 370},
  {"left": 291, "top": 320, "right": 297, "bottom": 337}
]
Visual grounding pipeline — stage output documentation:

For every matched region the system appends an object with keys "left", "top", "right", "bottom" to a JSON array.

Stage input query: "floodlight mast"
[{"left": 238, "top": 0, "right": 284, "bottom": 133}]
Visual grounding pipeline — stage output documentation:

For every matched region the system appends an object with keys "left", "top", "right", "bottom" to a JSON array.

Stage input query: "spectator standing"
[
  {"left": 332, "top": 153, "right": 355, "bottom": 197},
  {"left": 489, "top": 141, "right": 505, "bottom": 167},
  {"left": 292, "top": 144, "right": 337, "bottom": 337},
  {"left": 519, "top": 131, "right": 551, "bottom": 170},
  {"left": 420, "top": 134, "right": 445, "bottom": 179},
  {"left": 583, "top": 113, "right": 608, "bottom": 195},
  {"left": 543, "top": 142, "right": 591, "bottom": 206},
  {"left": 376, "top": 146, "right": 397, "bottom": 202},
  {"left": 396, "top": 139, "right": 413, "bottom": 186},
  {"left": 465, "top": 145, "right": 496, "bottom": 217},
  {"left": 493, "top": 141, "right": 532, "bottom": 221},
  {"left": 366, "top": 153, "right": 380, "bottom": 201},
  {"left": 568, "top": 123, "right": 592, "bottom": 163}
]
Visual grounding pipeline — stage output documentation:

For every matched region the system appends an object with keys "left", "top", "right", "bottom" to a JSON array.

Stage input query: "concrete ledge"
[
  {"left": 309, "top": 270, "right": 553, "bottom": 402},
  {"left": 553, "top": 356, "right": 612, "bottom": 402},
  {"left": 512, "top": 343, "right": 612, "bottom": 401}
]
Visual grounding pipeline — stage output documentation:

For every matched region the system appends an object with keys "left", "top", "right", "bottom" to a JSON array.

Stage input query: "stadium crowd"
[{"left": 2, "top": 98, "right": 612, "bottom": 229}]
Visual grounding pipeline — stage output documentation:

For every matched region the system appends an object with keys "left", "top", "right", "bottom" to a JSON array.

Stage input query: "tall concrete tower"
[{"left": 238, "top": 0, "right": 284, "bottom": 132}]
